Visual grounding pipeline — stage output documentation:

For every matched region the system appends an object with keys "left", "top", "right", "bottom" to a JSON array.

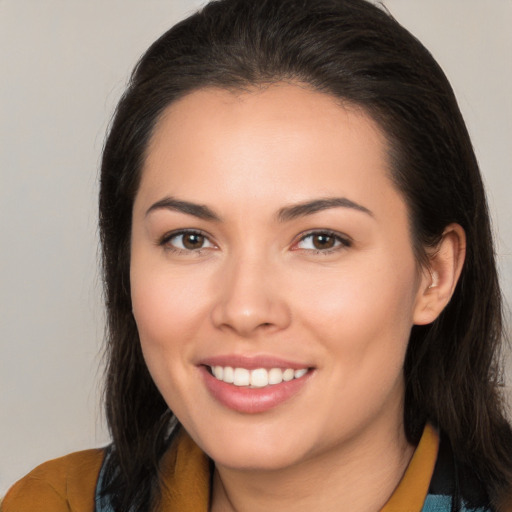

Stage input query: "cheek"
[
  {"left": 293, "top": 258, "right": 418, "bottom": 432},
  {"left": 129, "top": 254, "right": 210, "bottom": 383},
  {"left": 129, "top": 265, "right": 211, "bottom": 423},
  {"left": 131, "top": 246, "right": 212, "bottom": 335},
  {"left": 294, "top": 253, "right": 419, "bottom": 368}
]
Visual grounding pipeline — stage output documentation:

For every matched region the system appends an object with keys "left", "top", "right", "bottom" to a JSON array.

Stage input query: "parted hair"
[{"left": 99, "top": 0, "right": 512, "bottom": 510}]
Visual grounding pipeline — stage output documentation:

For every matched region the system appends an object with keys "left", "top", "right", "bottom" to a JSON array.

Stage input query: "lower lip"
[{"left": 201, "top": 366, "right": 313, "bottom": 414}]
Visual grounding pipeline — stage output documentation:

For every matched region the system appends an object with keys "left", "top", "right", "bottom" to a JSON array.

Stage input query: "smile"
[{"left": 209, "top": 366, "right": 309, "bottom": 388}]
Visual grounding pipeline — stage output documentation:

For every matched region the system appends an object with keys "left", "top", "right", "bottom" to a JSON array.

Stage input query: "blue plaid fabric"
[
  {"left": 95, "top": 450, "right": 115, "bottom": 512},
  {"left": 422, "top": 433, "right": 493, "bottom": 512},
  {"left": 422, "top": 494, "right": 491, "bottom": 512}
]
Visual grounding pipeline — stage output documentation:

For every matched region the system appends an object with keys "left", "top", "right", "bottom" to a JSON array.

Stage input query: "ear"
[{"left": 413, "top": 223, "right": 466, "bottom": 325}]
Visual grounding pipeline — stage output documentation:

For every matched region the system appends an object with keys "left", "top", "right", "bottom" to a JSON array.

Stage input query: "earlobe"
[{"left": 413, "top": 223, "right": 466, "bottom": 326}]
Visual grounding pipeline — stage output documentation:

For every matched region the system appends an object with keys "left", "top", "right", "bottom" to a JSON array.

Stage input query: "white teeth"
[
  {"left": 210, "top": 366, "right": 309, "bottom": 387},
  {"left": 250, "top": 368, "right": 269, "bottom": 387},
  {"left": 213, "top": 366, "right": 223, "bottom": 380},
  {"left": 233, "top": 368, "right": 250, "bottom": 386},
  {"left": 223, "top": 366, "right": 234, "bottom": 383},
  {"left": 268, "top": 367, "right": 283, "bottom": 385},
  {"left": 282, "top": 368, "right": 295, "bottom": 382}
]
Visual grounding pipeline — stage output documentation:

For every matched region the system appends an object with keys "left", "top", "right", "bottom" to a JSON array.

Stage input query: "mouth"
[
  {"left": 200, "top": 360, "right": 314, "bottom": 413},
  {"left": 207, "top": 365, "right": 310, "bottom": 388}
]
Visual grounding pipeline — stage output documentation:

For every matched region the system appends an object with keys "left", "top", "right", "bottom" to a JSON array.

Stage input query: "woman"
[{"left": 3, "top": 0, "right": 511, "bottom": 511}]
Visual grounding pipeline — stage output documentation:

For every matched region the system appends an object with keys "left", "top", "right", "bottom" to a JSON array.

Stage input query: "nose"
[{"left": 210, "top": 253, "right": 291, "bottom": 337}]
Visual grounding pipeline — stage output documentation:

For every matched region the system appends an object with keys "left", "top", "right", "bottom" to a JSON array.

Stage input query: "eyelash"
[
  {"left": 159, "top": 229, "right": 216, "bottom": 255},
  {"left": 293, "top": 230, "right": 352, "bottom": 254},
  {"left": 158, "top": 229, "right": 352, "bottom": 255}
]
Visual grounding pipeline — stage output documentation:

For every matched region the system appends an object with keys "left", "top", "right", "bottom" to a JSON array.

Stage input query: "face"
[{"left": 130, "top": 84, "right": 429, "bottom": 472}]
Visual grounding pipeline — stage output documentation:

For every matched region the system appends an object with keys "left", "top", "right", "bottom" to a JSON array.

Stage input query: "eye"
[
  {"left": 294, "top": 231, "right": 351, "bottom": 252},
  {"left": 161, "top": 230, "right": 216, "bottom": 252}
]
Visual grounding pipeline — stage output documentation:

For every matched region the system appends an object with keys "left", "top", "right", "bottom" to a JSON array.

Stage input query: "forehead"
[
  {"left": 138, "top": 83, "right": 404, "bottom": 222},
  {"left": 148, "top": 84, "right": 386, "bottom": 160}
]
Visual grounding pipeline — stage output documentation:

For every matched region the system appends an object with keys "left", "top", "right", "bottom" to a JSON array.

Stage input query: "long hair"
[{"left": 99, "top": 0, "right": 512, "bottom": 509}]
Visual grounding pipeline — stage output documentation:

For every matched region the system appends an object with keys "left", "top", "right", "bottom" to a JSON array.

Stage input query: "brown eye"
[
  {"left": 311, "top": 234, "right": 336, "bottom": 250},
  {"left": 164, "top": 231, "right": 215, "bottom": 251},
  {"left": 182, "top": 233, "right": 205, "bottom": 249},
  {"left": 295, "top": 231, "right": 350, "bottom": 252}
]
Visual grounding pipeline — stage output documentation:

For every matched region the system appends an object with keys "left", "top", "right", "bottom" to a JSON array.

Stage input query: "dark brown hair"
[{"left": 99, "top": 0, "right": 512, "bottom": 509}]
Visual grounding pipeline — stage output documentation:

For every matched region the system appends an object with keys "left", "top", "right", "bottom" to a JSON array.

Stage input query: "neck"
[{"left": 210, "top": 416, "right": 415, "bottom": 512}]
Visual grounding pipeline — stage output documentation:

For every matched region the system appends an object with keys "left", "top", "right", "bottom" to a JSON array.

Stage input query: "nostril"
[{"left": 210, "top": 290, "right": 292, "bottom": 336}]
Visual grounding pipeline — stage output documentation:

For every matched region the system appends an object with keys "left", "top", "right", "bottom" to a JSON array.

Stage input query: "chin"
[
  {"left": 212, "top": 444, "right": 304, "bottom": 472},
  {"left": 193, "top": 421, "right": 312, "bottom": 472}
]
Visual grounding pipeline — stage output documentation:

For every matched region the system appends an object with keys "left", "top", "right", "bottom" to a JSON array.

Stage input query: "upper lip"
[{"left": 200, "top": 354, "right": 312, "bottom": 370}]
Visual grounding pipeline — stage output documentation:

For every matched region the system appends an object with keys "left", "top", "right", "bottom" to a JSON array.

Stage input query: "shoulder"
[{"left": 1, "top": 448, "right": 105, "bottom": 512}]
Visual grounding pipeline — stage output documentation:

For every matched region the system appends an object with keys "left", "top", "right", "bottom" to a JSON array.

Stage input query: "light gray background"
[{"left": 1, "top": 0, "right": 511, "bottom": 495}]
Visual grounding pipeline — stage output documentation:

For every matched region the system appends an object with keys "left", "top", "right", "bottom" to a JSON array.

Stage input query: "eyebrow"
[
  {"left": 145, "top": 197, "right": 221, "bottom": 221},
  {"left": 145, "top": 196, "right": 372, "bottom": 223},
  {"left": 277, "top": 197, "right": 373, "bottom": 222}
]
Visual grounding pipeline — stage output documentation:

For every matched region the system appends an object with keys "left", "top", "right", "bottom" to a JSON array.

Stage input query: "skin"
[{"left": 130, "top": 83, "right": 465, "bottom": 512}]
